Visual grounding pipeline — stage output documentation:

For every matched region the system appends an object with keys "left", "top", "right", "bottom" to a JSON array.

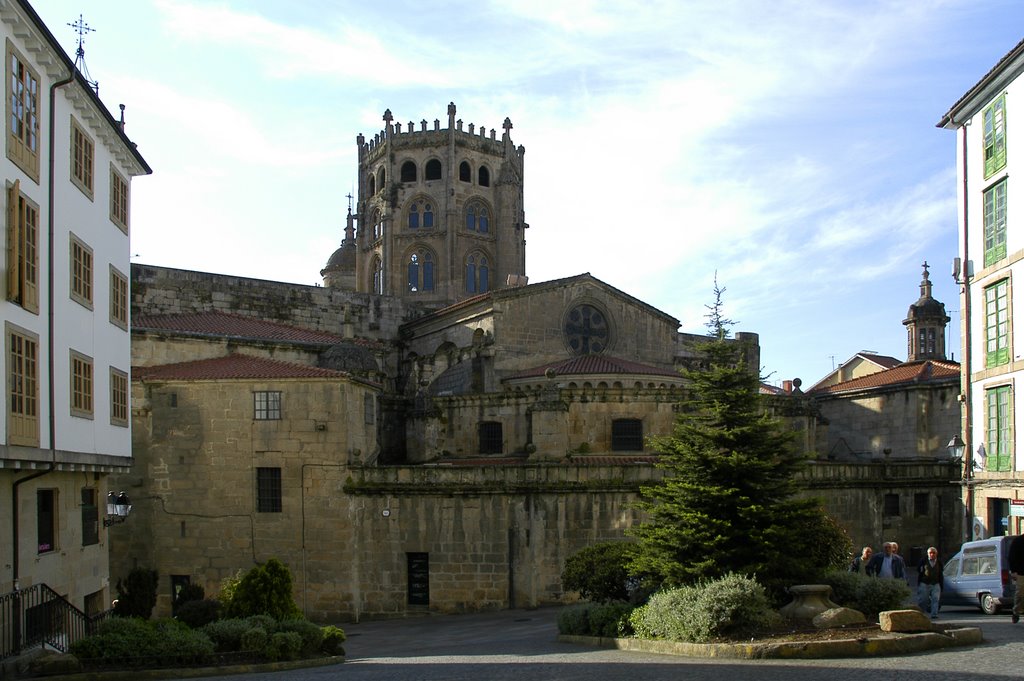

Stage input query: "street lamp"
[
  {"left": 103, "top": 491, "right": 132, "bottom": 527},
  {"left": 946, "top": 435, "right": 966, "bottom": 462}
]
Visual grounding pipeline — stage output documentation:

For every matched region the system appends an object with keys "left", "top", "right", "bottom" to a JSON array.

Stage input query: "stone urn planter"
[{"left": 779, "top": 584, "right": 840, "bottom": 621}]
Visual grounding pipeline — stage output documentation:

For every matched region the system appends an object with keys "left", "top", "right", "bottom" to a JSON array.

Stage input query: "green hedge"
[
  {"left": 629, "top": 573, "right": 780, "bottom": 643},
  {"left": 820, "top": 570, "right": 912, "bottom": 619},
  {"left": 557, "top": 601, "right": 634, "bottom": 637}
]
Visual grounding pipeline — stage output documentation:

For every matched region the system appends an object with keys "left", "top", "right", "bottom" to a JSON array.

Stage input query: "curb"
[
  {"left": 558, "top": 627, "right": 983, "bottom": 659},
  {"left": 15, "top": 655, "right": 344, "bottom": 681}
]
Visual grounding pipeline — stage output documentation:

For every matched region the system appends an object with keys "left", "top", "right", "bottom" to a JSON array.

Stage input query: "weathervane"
[{"left": 68, "top": 14, "right": 98, "bottom": 94}]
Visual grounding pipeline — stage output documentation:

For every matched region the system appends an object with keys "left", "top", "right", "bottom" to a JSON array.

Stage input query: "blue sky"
[{"left": 33, "top": 0, "right": 1024, "bottom": 386}]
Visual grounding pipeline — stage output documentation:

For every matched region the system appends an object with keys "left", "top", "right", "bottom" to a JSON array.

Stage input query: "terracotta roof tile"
[
  {"left": 133, "top": 354, "right": 353, "bottom": 381},
  {"left": 505, "top": 354, "right": 681, "bottom": 381},
  {"left": 810, "top": 360, "right": 960, "bottom": 395},
  {"left": 133, "top": 311, "right": 346, "bottom": 344}
]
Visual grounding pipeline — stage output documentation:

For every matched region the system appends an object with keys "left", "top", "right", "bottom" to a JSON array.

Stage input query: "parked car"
[{"left": 940, "top": 535, "right": 1018, "bottom": 614}]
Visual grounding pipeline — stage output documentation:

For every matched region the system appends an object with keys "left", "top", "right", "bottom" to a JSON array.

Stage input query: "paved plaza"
[{"left": 173, "top": 605, "right": 1024, "bottom": 681}]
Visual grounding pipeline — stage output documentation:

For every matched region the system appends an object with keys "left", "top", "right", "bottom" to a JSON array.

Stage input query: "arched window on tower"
[
  {"left": 371, "top": 256, "right": 383, "bottom": 295},
  {"left": 478, "top": 166, "right": 490, "bottom": 187},
  {"left": 407, "top": 250, "right": 434, "bottom": 293},
  {"left": 459, "top": 161, "right": 471, "bottom": 182},
  {"left": 371, "top": 209, "right": 384, "bottom": 240},
  {"left": 408, "top": 200, "right": 434, "bottom": 230},
  {"left": 425, "top": 159, "right": 442, "bottom": 181},
  {"left": 377, "top": 167, "right": 385, "bottom": 192},
  {"left": 466, "top": 253, "right": 490, "bottom": 294},
  {"left": 401, "top": 161, "right": 417, "bottom": 182},
  {"left": 368, "top": 174, "right": 376, "bottom": 195},
  {"left": 466, "top": 201, "right": 489, "bottom": 233}
]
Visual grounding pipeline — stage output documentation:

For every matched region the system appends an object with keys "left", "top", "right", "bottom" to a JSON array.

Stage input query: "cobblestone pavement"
[{"left": 173, "top": 605, "right": 1024, "bottom": 681}]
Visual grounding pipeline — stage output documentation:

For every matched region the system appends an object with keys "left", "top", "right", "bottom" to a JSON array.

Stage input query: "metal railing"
[{"left": 0, "top": 584, "right": 108, "bottom": 660}]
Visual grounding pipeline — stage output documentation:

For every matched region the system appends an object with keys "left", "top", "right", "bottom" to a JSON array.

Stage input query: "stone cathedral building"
[{"left": 117, "top": 104, "right": 961, "bottom": 622}]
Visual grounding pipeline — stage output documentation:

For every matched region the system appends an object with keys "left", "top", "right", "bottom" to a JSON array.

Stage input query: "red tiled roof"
[
  {"left": 133, "top": 354, "right": 353, "bottom": 381},
  {"left": 505, "top": 354, "right": 681, "bottom": 381},
  {"left": 810, "top": 360, "right": 960, "bottom": 395},
  {"left": 133, "top": 311, "right": 346, "bottom": 344}
]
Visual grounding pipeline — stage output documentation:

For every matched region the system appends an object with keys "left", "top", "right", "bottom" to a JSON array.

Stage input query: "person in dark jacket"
[
  {"left": 866, "top": 541, "right": 907, "bottom": 580},
  {"left": 1009, "top": 534, "right": 1024, "bottom": 623},
  {"left": 849, "top": 546, "right": 873, "bottom": 574},
  {"left": 917, "top": 547, "right": 944, "bottom": 619}
]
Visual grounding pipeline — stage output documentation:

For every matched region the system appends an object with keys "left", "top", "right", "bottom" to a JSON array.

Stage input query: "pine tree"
[{"left": 629, "top": 281, "right": 822, "bottom": 590}]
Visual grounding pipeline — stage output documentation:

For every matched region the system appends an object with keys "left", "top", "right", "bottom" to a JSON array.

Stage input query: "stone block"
[
  {"left": 879, "top": 609, "right": 933, "bottom": 632},
  {"left": 813, "top": 606, "right": 867, "bottom": 629}
]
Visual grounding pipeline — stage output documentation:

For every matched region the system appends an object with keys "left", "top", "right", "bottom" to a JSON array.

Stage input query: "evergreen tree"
[{"left": 629, "top": 281, "right": 822, "bottom": 590}]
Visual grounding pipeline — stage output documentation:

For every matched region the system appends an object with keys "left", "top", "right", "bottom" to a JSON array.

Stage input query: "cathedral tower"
[
  {"left": 903, "top": 262, "right": 951, "bottom": 361},
  {"left": 324, "top": 103, "right": 528, "bottom": 307}
]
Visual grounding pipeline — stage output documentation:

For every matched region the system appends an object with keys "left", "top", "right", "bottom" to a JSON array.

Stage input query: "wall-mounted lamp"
[
  {"left": 104, "top": 491, "right": 132, "bottom": 527},
  {"left": 946, "top": 435, "right": 966, "bottom": 462}
]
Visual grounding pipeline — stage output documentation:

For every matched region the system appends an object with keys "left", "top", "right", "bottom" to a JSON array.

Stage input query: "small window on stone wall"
[
  {"left": 611, "top": 418, "right": 643, "bottom": 451},
  {"left": 401, "top": 161, "right": 417, "bottom": 182},
  {"left": 479, "top": 421, "right": 502, "bottom": 454},
  {"left": 425, "top": 159, "right": 442, "bottom": 180},
  {"left": 459, "top": 161, "right": 471, "bottom": 182},
  {"left": 884, "top": 493, "right": 901, "bottom": 517},
  {"left": 914, "top": 492, "right": 929, "bottom": 517}
]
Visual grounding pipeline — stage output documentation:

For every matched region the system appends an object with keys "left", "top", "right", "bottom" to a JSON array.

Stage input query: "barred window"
[
  {"left": 254, "top": 391, "right": 281, "bottom": 420},
  {"left": 256, "top": 467, "right": 282, "bottom": 513},
  {"left": 81, "top": 488, "right": 99, "bottom": 546},
  {"left": 611, "top": 418, "right": 643, "bottom": 451},
  {"left": 883, "top": 493, "right": 901, "bottom": 517},
  {"left": 479, "top": 421, "right": 502, "bottom": 454}
]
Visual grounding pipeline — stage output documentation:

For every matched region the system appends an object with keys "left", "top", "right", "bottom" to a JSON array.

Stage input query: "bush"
[
  {"left": 277, "top": 619, "right": 324, "bottom": 656},
  {"left": 114, "top": 567, "right": 159, "bottom": 619},
  {"left": 176, "top": 598, "right": 221, "bottom": 629},
  {"left": 561, "top": 542, "right": 649, "bottom": 603},
  {"left": 201, "top": 618, "right": 252, "bottom": 652},
  {"left": 240, "top": 626, "right": 268, "bottom": 653},
  {"left": 557, "top": 602, "right": 634, "bottom": 637},
  {"left": 820, "top": 570, "right": 911, "bottom": 619},
  {"left": 629, "top": 573, "right": 780, "bottom": 643},
  {"left": 173, "top": 582, "right": 205, "bottom": 614},
  {"left": 264, "top": 631, "right": 303, "bottom": 662},
  {"left": 222, "top": 558, "right": 302, "bottom": 620},
  {"left": 321, "top": 625, "right": 346, "bottom": 656},
  {"left": 70, "top": 617, "right": 212, "bottom": 665}
]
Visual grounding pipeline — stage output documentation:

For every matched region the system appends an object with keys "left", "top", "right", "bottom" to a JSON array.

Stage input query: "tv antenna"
[{"left": 68, "top": 14, "right": 98, "bottom": 95}]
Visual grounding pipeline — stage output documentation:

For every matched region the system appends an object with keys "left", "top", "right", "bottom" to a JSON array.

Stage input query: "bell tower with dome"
[
  {"left": 321, "top": 102, "right": 528, "bottom": 308},
  {"left": 903, "top": 262, "right": 951, "bottom": 361}
]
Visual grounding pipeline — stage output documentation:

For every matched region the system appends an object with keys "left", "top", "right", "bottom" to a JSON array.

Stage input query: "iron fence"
[{"left": 0, "top": 584, "right": 107, "bottom": 660}]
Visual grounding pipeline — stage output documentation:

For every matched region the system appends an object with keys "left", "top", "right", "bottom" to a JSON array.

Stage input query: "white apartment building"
[
  {"left": 1, "top": 0, "right": 150, "bottom": 622},
  {"left": 939, "top": 38, "right": 1024, "bottom": 540}
]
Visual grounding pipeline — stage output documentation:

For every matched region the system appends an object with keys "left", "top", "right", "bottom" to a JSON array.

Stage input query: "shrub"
[
  {"left": 630, "top": 573, "right": 780, "bottom": 643},
  {"left": 202, "top": 618, "right": 252, "bottom": 652},
  {"left": 320, "top": 625, "right": 346, "bottom": 656},
  {"left": 561, "top": 542, "right": 649, "bottom": 603},
  {"left": 821, "top": 570, "right": 911, "bottom": 619},
  {"left": 277, "top": 619, "right": 324, "bottom": 656},
  {"left": 70, "top": 617, "right": 212, "bottom": 665},
  {"left": 264, "top": 631, "right": 303, "bottom": 662},
  {"left": 114, "top": 567, "right": 159, "bottom": 619},
  {"left": 176, "top": 598, "right": 221, "bottom": 629},
  {"left": 71, "top": 618, "right": 158, "bottom": 661},
  {"left": 173, "top": 583, "right": 205, "bottom": 614},
  {"left": 218, "top": 570, "right": 243, "bottom": 608},
  {"left": 557, "top": 602, "right": 633, "bottom": 638},
  {"left": 240, "top": 626, "right": 268, "bottom": 653},
  {"left": 223, "top": 558, "right": 302, "bottom": 620}
]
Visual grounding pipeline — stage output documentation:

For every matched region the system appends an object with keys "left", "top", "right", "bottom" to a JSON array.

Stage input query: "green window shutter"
[
  {"left": 985, "top": 280, "right": 1010, "bottom": 368},
  {"left": 984, "top": 95, "right": 1007, "bottom": 178},
  {"left": 986, "top": 386, "right": 1013, "bottom": 472},
  {"left": 984, "top": 180, "right": 1008, "bottom": 267}
]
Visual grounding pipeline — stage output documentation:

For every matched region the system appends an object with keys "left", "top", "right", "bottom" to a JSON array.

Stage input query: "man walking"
[
  {"left": 917, "top": 547, "right": 943, "bottom": 619},
  {"left": 866, "top": 541, "right": 907, "bottom": 580},
  {"left": 1009, "top": 534, "right": 1024, "bottom": 623}
]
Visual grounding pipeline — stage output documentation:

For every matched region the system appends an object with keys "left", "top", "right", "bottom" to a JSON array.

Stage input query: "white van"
[{"left": 940, "top": 535, "right": 1018, "bottom": 615}]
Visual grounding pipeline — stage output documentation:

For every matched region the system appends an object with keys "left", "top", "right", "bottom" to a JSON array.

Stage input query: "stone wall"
[
  {"left": 131, "top": 264, "right": 410, "bottom": 341},
  {"left": 813, "top": 383, "right": 959, "bottom": 459}
]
